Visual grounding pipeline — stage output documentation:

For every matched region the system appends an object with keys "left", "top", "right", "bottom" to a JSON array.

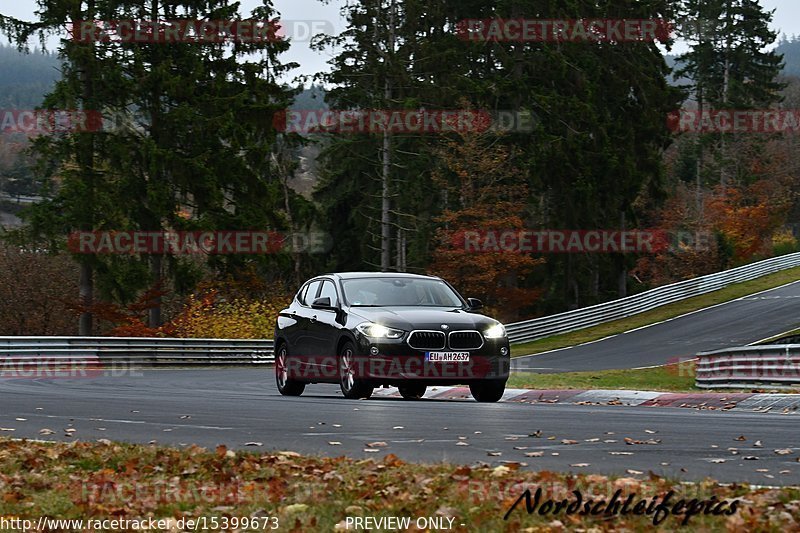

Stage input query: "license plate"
[{"left": 425, "top": 352, "right": 470, "bottom": 362}]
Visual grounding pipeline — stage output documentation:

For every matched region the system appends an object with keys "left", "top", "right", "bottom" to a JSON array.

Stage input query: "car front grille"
[
  {"left": 407, "top": 330, "right": 446, "bottom": 350},
  {"left": 448, "top": 330, "right": 484, "bottom": 350}
]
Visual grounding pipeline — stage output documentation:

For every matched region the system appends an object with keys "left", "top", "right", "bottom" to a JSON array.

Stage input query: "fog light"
[
  {"left": 370, "top": 346, "right": 380, "bottom": 356},
  {"left": 500, "top": 347, "right": 508, "bottom": 356}
]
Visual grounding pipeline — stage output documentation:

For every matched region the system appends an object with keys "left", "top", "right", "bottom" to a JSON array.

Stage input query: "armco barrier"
[
  {"left": 505, "top": 252, "right": 800, "bottom": 344},
  {"left": 2, "top": 252, "right": 800, "bottom": 366},
  {"left": 0, "top": 336, "right": 274, "bottom": 367},
  {"left": 696, "top": 345, "right": 800, "bottom": 390}
]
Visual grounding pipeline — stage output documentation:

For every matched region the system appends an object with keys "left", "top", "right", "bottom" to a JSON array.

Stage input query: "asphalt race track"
[
  {"left": 513, "top": 280, "right": 800, "bottom": 373},
  {"left": 1, "top": 370, "right": 798, "bottom": 486}
]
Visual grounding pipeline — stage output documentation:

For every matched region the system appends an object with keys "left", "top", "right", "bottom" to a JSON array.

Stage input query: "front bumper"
[{"left": 353, "top": 334, "right": 510, "bottom": 385}]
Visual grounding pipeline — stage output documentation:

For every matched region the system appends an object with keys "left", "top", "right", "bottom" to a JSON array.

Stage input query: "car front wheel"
[
  {"left": 275, "top": 344, "right": 305, "bottom": 396},
  {"left": 398, "top": 384, "right": 426, "bottom": 400},
  {"left": 339, "top": 341, "right": 374, "bottom": 399},
  {"left": 469, "top": 380, "right": 506, "bottom": 403}
]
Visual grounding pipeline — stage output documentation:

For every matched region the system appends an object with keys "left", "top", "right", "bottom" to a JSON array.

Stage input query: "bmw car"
[{"left": 273, "top": 272, "right": 510, "bottom": 402}]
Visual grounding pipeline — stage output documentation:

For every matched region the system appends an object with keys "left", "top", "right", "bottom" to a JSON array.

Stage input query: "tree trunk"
[
  {"left": 148, "top": 255, "right": 162, "bottom": 328},
  {"left": 380, "top": 0, "right": 396, "bottom": 272},
  {"left": 79, "top": 261, "right": 93, "bottom": 335}
]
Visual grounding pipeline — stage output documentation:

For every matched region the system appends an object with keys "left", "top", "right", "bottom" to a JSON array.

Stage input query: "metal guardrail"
[
  {"left": 505, "top": 252, "right": 800, "bottom": 344},
  {"left": 0, "top": 336, "right": 274, "bottom": 367},
  {"left": 696, "top": 345, "right": 800, "bottom": 389},
  {"left": 2, "top": 252, "right": 800, "bottom": 367}
]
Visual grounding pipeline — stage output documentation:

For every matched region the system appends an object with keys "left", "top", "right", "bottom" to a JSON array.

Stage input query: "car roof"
[{"left": 322, "top": 272, "right": 442, "bottom": 281}]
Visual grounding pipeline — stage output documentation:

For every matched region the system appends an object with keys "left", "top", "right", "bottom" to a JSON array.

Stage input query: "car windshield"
[{"left": 342, "top": 278, "right": 464, "bottom": 307}]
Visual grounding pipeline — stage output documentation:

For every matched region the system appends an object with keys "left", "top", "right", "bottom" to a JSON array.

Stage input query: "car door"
[
  {"left": 290, "top": 279, "right": 322, "bottom": 376},
  {"left": 306, "top": 279, "right": 341, "bottom": 378}
]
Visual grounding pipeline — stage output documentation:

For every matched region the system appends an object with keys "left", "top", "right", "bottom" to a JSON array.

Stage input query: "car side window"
[
  {"left": 302, "top": 280, "right": 323, "bottom": 306},
  {"left": 318, "top": 280, "right": 339, "bottom": 308}
]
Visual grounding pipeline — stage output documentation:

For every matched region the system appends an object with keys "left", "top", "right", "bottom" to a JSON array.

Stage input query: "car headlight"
[
  {"left": 483, "top": 323, "right": 507, "bottom": 339},
  {"left": 356, "top": 322, "right": 405, "bottom": 339}
]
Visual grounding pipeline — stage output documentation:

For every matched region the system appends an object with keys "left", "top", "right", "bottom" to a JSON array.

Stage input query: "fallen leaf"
[
  {"left": 284, "top": 503, "right": 309, "bottom": 514},
  {"left": 492, "top": 466, "right": 510, "bottom": 476}
]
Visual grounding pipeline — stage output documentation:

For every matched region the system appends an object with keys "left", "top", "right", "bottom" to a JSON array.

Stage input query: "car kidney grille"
[
  {"left": 408, "top": 331, "right": 446, "bottom": 350},
  {"left": 448, "top": 330, "right": 484, "bottom": 350}
]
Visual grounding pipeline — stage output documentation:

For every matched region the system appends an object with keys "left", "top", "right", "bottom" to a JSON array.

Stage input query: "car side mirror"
[
  {"left": 467, "top": 298, "right": 483, "bottom": 310},
  {"left": 311, "top": 297, "right": 334, "bottom": 310}
]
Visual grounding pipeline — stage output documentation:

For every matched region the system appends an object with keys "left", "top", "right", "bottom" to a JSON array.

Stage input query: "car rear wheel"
[
  {"left": 339, "top": 341, "right": 373, "bottom": 399},
  {"left": 469, "top": 380, "right": 506, "bottom": 403},
  {"left": 275, "top": 344, "right": 305, "bottom": 396},
  {"left": 398, "top": 384, "right": 426, "bottom": 400}
]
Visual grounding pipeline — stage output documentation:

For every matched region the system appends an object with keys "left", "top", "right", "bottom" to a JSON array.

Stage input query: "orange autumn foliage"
[
  {"left": 428, "top": 132, "right": 542, "bottom": 322},
  {"left": 706, "top": 180, "right": 793, "bottom": 261}
]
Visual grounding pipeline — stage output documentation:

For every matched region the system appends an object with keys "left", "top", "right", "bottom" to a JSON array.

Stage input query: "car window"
[
  {"left": 318, "top": 280, "right": 339, "bottom": 307},
  {"left": 342, "top": 278, "right": 463, "bottom": 307},
  {"left": 297, "top": 284, "right": 309, "bottom": 304},
  {"left": 301, "top": 280, "right": 322, "bottom": 306}
]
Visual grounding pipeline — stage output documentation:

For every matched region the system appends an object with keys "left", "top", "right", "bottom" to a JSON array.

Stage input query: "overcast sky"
[{"left": 2, "top": 0, "right": 800, "bottom": 83}]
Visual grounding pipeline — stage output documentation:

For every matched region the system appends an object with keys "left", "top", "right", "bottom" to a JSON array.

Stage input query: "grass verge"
[
  {"left": 511, "top": 266, "right": 800, "bottom": 357},
  {"left": 1, "top": 438, "right": 798, "bottom": 531},
  {"left": 507, "top": 364, "right": 695, "bottom": 393}
]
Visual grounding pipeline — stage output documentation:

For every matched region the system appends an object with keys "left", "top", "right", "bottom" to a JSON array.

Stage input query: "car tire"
[
  {"left": 275, "top": 343, "right": 305, "bottom": 396},
  {"left": 339, "top": 341, "right": 373, "bottom": 399},
  {"left": 469, "top": 380, "right": 506, "bottom": 403},
  {"left": 398, "top": 384, "right": 426, "bottom": 400}
]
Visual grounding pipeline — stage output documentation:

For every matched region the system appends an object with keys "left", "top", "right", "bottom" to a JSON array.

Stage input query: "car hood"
[{"left": 347, "top": 306, "right": 498, "bottom": 331}]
